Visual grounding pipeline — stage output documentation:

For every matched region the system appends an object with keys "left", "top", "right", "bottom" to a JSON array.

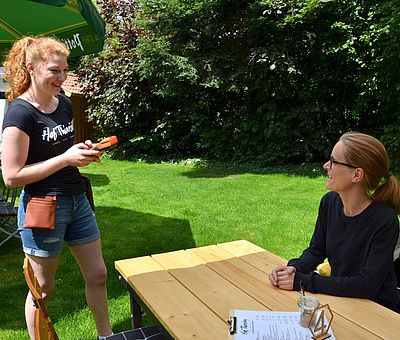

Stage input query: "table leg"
[{"left": 130, "top": 294, "right": 142, "bottom": 328}]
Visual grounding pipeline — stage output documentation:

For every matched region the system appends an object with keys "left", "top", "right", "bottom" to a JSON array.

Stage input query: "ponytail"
[
  {"left": 3, "top": 37, "right": 34, "bottom": 102},
  {"left": 373, "top": 174, "right": 400, "bottom": 214}
]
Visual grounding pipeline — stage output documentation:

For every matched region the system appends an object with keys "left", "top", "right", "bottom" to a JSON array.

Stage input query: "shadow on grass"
[
  {"left": 180, "top": 162, "right": 326, "bottom": 179},
  {"left": 0, "top": 207, "right": 194, "bottom": 332}
]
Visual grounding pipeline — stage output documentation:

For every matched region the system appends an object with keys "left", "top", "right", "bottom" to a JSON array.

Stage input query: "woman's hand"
[
  {"left": 62, "top": 142, "right": 102, "bottom": 167},
  {"left": 269, "top": 265, "right": 296, "bottom": 290}
]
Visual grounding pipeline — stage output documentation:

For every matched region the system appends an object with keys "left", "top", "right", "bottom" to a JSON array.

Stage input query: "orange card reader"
[{"left": 93, "top": 136, "right": 118, "bottom": 151}]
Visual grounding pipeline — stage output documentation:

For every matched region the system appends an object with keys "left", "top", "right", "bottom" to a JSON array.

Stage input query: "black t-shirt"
[{"left": 2, "top": 95, "right": 85, "bottom": 195}]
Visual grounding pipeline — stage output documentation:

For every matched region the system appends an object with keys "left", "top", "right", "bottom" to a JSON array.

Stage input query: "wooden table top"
[{"left": 115, "top": 240, "right": 400, "bottom": 339}]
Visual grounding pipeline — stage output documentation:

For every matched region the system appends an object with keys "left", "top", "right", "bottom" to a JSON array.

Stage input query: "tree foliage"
[{"left": 80, "top": 0, "right": 400, "bottom": 169}]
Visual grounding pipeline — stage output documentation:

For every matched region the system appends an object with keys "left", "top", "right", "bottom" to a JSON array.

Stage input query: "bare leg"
[
  {"left": 25, "top": 254, "right": 60, "bottom": 340},
  {"left": 69, "top": 239, "right": 112, "bottom": 337}
]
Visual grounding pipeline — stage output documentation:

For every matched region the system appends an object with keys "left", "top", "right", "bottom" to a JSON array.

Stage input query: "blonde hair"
[
  {"left": 340, "top": 131, "right": 400, "bottom": 213},
  {"left": 3, "top": 36, "right": 69, "bottom": 102}
]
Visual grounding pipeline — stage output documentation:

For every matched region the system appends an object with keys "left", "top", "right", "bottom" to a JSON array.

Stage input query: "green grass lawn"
[{"left": 0, "top": 159, "right": 327, "bottom": 339}]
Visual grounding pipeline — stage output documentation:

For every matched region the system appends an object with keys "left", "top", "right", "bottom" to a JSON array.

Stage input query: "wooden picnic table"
[{"left": 115, "top": 240, "right": 400, "bottom": 339}]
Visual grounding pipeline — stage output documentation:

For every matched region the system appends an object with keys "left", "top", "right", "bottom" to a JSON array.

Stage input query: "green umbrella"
[{"left": 0, "top": 0, "right": 105, "bottom": 62}]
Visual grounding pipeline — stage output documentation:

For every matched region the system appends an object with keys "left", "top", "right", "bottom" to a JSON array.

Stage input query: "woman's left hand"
[{"left": 83, "top": 140, "right": 102, "bottom": 163}]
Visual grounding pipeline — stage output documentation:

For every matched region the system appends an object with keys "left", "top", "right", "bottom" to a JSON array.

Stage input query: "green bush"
[{"left": 80, "top": 0, "right": 400, "bottom": 170}]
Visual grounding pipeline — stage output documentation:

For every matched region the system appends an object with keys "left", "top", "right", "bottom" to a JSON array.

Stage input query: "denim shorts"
[{"left": 18, "top": 191, "right": 100, "bottom": 257}]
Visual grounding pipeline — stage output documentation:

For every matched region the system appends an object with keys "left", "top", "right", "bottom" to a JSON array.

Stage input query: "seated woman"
[{"left": 269, "top": 132, "right": 400, "bottom": 313}]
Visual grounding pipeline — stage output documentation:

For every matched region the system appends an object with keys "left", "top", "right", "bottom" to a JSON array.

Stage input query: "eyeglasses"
[{"left": 329, "top": 156, "right": 358, "bottom": 169}]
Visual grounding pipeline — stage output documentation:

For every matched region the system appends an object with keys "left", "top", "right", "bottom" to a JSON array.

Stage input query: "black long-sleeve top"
[{"left": 288, "top": 191, "right": 400, "bottom": 313}]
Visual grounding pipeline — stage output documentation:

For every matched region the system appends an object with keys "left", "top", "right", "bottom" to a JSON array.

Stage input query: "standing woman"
[
  {"left": 1, "top": 37, "right": 113, "bottom": 339},
  {"left": 269, "top": 132, "right": 400, "bottom": 313}
]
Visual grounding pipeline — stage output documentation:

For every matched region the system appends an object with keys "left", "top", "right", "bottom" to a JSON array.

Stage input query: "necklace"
[{"left": 23, "top": 89, "right": 57, "bottom": 114}]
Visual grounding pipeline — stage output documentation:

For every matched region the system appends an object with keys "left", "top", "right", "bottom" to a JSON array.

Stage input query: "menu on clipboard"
[{"left": 228, "top": 310, "right": 336, "bottom": 340}]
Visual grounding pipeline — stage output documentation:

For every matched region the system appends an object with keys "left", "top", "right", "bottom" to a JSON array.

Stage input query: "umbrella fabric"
[{"left": 0, "top": 0, "right": 105, "bottom": 61}]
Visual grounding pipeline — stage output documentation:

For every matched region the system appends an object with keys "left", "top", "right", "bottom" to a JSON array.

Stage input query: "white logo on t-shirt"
[{"left": 42, "top": 122, "right": 74, "bottom": 142}]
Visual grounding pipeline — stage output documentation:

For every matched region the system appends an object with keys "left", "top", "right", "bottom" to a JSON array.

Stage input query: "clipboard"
[{"left": 228, "top": 309, "right": 336, "bottom": 340}]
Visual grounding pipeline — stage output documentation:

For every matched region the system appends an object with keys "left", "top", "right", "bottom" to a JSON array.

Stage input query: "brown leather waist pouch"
[{"left": 23, "top": 196, "right": 56, "bottom": 230}]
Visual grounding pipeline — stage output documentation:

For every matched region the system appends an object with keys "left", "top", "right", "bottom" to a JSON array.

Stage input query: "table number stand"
[{"left": 308, "top": 304, "right": 334, "bottom": 340}]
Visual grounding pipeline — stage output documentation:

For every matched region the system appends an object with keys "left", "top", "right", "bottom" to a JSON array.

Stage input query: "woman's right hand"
[{"left": 62, "top": 143, "right": 102, "bottom": 167}]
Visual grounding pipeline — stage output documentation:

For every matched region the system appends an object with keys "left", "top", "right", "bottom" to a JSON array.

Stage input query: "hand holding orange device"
[{"left": 93, "top": 136, "right": 118, "bottom": 151}]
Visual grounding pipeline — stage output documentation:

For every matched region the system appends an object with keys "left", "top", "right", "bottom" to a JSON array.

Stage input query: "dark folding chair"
[{"left": 0, "top": 187, "right": 19, "bottom": 247}]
